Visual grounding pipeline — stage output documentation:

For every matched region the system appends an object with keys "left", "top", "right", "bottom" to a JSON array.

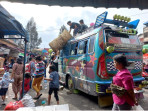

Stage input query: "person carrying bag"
[{"left": 111, "top": 54, "right": 138, "bottom": 111}]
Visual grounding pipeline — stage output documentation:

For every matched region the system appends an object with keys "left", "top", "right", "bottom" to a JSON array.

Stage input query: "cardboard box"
[{"left": 0, "top": 57, "right": 4, "bottom": 68}]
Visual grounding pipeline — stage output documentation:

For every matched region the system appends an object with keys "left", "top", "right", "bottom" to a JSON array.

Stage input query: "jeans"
[
  {"left": 44, "top": 69, "right": 46, "bottom": 77},
  {"left": 32, "top": 76, "right": 43, "bottom": 93},
  {"left": 73, "top": 28, "right": 80, "bottom": 36}
]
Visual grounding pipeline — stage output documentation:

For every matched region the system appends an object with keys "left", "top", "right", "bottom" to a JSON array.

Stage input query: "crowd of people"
[
  {"left": 0, "top": 51, "right": 60, "bottom": 106},
  {"left": 0, "top": 52, "right": 141, "bottom": 110}
]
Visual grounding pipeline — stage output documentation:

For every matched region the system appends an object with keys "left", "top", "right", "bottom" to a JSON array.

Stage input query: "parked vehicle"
[{"left": 59, "top": 12, "right": 144, "bottom": 107}]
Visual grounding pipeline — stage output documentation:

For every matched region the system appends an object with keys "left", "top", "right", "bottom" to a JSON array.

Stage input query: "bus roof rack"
[{"left": 94, "top": 11, "right": 140, "bottom": 29}]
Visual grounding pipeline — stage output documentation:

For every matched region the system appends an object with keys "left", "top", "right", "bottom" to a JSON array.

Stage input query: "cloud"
[{"left": 1, "top": 1, "right": 148, "bottom": 48}]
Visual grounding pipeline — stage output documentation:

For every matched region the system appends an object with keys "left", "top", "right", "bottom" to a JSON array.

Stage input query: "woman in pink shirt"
[{"left": 112, "top": 54, "right": 138, "bottom": 110}]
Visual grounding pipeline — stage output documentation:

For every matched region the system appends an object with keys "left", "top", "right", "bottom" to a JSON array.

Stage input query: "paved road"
[
  {"left": 1, "top": 83, "right": 148, "bottom": 110},
  {"left": 0, "top": 66, "right": 148, "bottom": 110}
]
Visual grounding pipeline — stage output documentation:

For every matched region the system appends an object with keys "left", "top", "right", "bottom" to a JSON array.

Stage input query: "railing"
[{"left": 74, "top": 26, "right": 94, "bottom": 38}]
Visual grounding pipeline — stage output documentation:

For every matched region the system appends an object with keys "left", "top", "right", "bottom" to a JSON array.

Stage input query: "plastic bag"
[
  {"left": 21, "top": 94, "right": 35, "bottom": 107},
  {"left": 132, "top": 105, "right": 144, "bottom": 111},
  {"left": 4, "top": 101, "right": 24, "bottom": 110},
  {"left": 43, "top": 80, "right": 48, "bottom": 89}
]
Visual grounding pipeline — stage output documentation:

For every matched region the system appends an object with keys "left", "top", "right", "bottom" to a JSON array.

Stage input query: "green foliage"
[{"left": 26, "top": 17, "right": 42, "bottom": 51}]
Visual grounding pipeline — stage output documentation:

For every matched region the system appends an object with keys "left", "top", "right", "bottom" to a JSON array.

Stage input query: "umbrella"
[
  {"left": 19, "top": 53, "right": 24, "bottom": 57},
  {"left": 42, "top": 49, "right": 47, "bottom": 53}
]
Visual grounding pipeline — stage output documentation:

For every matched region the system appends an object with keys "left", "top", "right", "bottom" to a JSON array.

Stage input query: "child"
[
  {"left": 0, "top": 68, "right": 14, "bottom": 105},
  {"left": 20, "top": 73, "right": 31, "bottom": 97},
  {"left": 44, "top": 65, "right": 60, "bottom": 105}
]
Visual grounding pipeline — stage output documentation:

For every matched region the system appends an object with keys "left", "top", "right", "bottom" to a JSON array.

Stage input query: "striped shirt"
[{"left": 34, "top": 61, "right": 45, "bottom": 78}]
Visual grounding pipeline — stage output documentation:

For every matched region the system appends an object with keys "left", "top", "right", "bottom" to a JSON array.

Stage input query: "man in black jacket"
[
  {"left": 67, "top": 21, "right": 81, "bottom": 36},
  {"left": 79, "top": 19, "right": 88, "bottom": 33}
]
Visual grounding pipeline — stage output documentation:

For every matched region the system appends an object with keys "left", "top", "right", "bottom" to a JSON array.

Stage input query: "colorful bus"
[{"left": 58, "top": 12, "right": 144, "bottom": 107}]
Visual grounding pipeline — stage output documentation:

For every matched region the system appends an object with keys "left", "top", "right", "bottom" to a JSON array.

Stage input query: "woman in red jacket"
[{"left": 20, "top": 73, "right": 31, "bottom": 96}]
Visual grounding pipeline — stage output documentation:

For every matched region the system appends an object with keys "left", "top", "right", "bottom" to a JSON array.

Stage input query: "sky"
[{"left": 1, "top": 1, "right": 148, "bottom": 48}]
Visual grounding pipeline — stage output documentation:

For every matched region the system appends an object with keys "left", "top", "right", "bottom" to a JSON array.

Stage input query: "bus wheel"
[
  {"left": 98, "top": 95, "right": 113, "bottom": 108},
  {"left": 67, "top": 76, "right": 73, "bottom": 90}
]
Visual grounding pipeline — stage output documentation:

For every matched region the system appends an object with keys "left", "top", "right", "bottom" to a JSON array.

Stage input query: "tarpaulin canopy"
[
  {"left": 143, "top": 44, "right": 148, "bottom": 49},
  {"left": 0, "top": 4, "right": 28, "bottom": 97},
  {"left": 0, "top": 4, "right": 28, "bottom": 40}
]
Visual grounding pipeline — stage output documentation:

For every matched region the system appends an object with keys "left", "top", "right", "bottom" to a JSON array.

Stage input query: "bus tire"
[
  {"left": 98, "top": 95, "right": 113, "bottom": 108},
  {"left": 67, "top": 76, "right": 74, "bottom": 90}
]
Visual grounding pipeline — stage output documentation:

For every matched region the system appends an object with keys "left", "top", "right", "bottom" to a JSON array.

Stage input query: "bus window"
[
  {"left": 105, "top": 30, "right": 140, "bottom": 45},
  {"left": 88, "top": 35, "right": 96, "bottom": 53},
  {"left": 78, "top": 40, "right": 88, "bottom": 54},
  {"left": 59, "top": 50, "right": 63, "bottom": 57},
  {"left": 62, "top": 43, "right": 70, "bottom": 56},
  {"left": 70, "top": 42, "right": 78, "bottom": 55}
]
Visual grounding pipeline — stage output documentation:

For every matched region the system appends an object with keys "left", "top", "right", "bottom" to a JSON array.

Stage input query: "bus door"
[
  {"left": 59, "top": 43, "right": 70, "bottom": 83},
  {"left": 69, "top": 42, "right": 79, "bottom": 79},
  {"left": 86, "top": 34, "right": 96, "bottom": 94},
  {"left": 77, "top": 39, "right": 89, "bottom": 92}
]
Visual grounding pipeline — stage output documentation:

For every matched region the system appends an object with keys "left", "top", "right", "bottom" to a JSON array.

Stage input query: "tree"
[
  {"left": 26, "top": 17, "right": 42, "bottom": 51},
  {"left": 59, "top": 25, "right": 67, "bottom": 35}
]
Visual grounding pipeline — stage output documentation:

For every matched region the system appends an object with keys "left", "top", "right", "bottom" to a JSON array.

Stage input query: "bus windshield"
[{"left": 105, "top": 30, "right": 140, "bottom": 45}]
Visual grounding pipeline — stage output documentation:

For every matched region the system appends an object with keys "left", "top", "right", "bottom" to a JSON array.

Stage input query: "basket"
[{"left": 49, "top": 30, "right": 72, "bottom": 51}]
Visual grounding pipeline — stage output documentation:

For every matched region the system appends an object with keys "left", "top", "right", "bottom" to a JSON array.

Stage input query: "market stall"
[{"left": 0, "top": 4, "right": 29, "bottom": 97}]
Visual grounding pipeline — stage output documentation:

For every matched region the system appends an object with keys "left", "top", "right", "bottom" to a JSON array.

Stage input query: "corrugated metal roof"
[{"left": 2, "top": 0, "right": 148, "bottom": 9}]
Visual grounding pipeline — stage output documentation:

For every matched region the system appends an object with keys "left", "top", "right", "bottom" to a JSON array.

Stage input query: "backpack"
[{"left": 25, "top": 62, "right": 32, "bottom": 73}]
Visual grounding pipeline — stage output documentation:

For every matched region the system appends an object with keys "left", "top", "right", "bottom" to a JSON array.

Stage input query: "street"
[
  {"left": 23, "top": 86, "right": 148, "bottom": 110},
  {"left": 1, "top": 84, "right": 148, "bottom": 110},
  {"left": 0, "top": 67, "right": 148, "bottom": 110}
]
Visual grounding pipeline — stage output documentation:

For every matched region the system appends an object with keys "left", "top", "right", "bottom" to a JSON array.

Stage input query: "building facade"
[{"left": 143, "top": 22, "right": 148, "bottom": 44}]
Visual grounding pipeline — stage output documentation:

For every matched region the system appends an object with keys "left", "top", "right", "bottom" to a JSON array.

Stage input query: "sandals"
[
  {"left": 12, "top": 98, "right": 18, "bottom": 100},
  {"left": 33, "top": 94, "right": 42, "bottom": 100}
]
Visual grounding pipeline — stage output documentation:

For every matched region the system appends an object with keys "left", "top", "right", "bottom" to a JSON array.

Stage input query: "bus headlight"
[{"left": 106, "top": 46, "right": 114, "bottom": 53}]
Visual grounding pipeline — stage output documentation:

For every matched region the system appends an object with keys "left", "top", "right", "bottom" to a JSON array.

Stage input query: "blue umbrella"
[{"left": 42, "top": 49, "right": 47, "bottom": 53}]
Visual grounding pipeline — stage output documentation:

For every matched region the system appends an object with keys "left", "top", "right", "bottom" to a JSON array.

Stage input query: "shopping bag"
[
  {"left": 21, "top": 94, "right": 35, "bottom": 107},
  {"left": 4, "top": 101, "right": 24, "bottom": 111},
  {"left": 132, "top": 105, "right": 144, "bottom": 111}
]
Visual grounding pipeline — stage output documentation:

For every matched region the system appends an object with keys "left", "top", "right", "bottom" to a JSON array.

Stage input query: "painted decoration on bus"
[
  {"left": 99, "top": 28, "right": 104, "bottom": 50},
  {"left": 108, "top": 36, "right": 139, "bottom": 44}
]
